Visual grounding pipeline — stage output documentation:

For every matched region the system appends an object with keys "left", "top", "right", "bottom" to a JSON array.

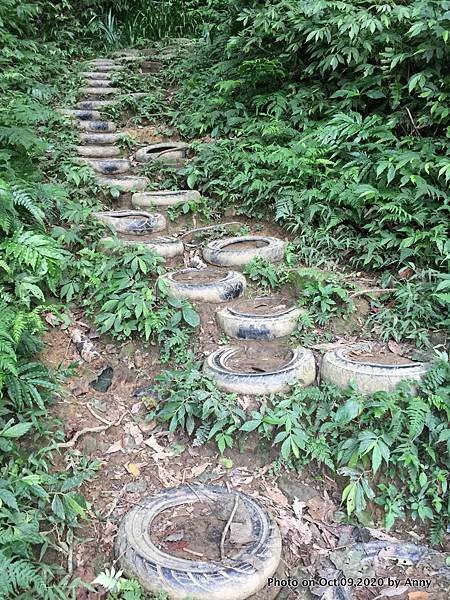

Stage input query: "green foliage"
[
  {"left": 153, "top": 358, "right": 450, "bottom": 540},
  {"left": 174, "top": 0, "right": 450, "bottom": 278},
  {"left": 150, "top": 364, "right": 245, "bottom": 453}
]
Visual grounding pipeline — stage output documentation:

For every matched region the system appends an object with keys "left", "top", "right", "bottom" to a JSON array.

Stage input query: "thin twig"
[
  {"left": 220, "top": 494, "right": 239, "bottom": 561},
  {"left": 86, "top": 403, "right": 114, "bottom": 426},
  {"left": 185, "top": 482, "right": 205, "bottom": 503},
  {"left": 183, "top": 548, "right": 204, "bottom": 558},
  {"left": 180, "top": 222, "right": 242, "bottom": 240},
  {"left": 406, "top": 107, "right": 421, "bottom": 136},
  {"left": 56, "top": 412, "right": 126, "bottom": 448},
  {"left": 350, "top": 287, "right": 396, "bottom": 297},
  {"left": 104, "top": 483, "right": 128, "bottom": 519}
]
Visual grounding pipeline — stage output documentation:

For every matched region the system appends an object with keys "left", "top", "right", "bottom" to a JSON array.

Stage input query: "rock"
[
  {"left": 125, "top": 478, "right": 148, "bottom": 494},
  {"left": 90, "top": 366, "right": 114, "bottom": 392},
  {"left": 80, "top": 435, "right": 99, "bottom": 455},
  {"left": 277, "top": 476, "right": 319, "bottom": 503}
]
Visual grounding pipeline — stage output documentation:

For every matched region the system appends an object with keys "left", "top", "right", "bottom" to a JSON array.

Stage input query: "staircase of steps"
[{"left": 59, "top": 53, "right": 315, "bottom": 405}]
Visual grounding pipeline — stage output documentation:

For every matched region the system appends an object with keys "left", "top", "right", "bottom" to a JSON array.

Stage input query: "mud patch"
[
  {"left": 230, "top": 297, "right": 294, "bottom": 317},
  {"left": 173, "top": 268, "right": 226, "bottom": 284},
  {"left": 226, "top": 343, "right": 292, "bottom": 373}
]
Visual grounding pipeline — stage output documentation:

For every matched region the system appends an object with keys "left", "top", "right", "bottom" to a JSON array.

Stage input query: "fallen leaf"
[
  {"left": 124, "top": 422, "right": 144, "bottom": 446},
  {"left": 105, "top": 440, "right": 125, "bottom": 454},
  {"left": 388, "top": 340, "right": 402, "bottom": 355},
  {"left": 126, "top": 463, "right": 140, "bottom": 477},
  {"left": 264, "top": 485, "right": 289, "bottom": 508},
  {"left": 408, "top": 593, "right": 429, "bottom": 600},
  {"left": 218, "top": 457, "right": 233, "bottom": 469},
  {"left": 103, "top": 521, "right": 117, "bottom": 545},
  {"left": 366, "top": 527, "right": 400, "bottom": 543},
  {"left": 374, "top": 587, "right": 409, "bottom": 599},
  {"left": 164, "top": 532, "right": 184, "bottom": 542},
  {"left": 131, "top": 401, "right": 142, "bottom": 414},
  {"left": 306, "top": 496, "right": 336, "bottom": 522},
  {"left": 190, "top": 463, "right": 209, "bottom": 478}
]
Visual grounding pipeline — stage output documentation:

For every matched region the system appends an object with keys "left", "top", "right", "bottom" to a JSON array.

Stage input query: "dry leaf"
[
  {"left": 408, "top": 593, "right": 429, "bottom": 600},
  {"left": 374, "top": 587, "right": 409, "bottom": 600},
  {"left": 103, "top": 521, "right": 117, "bottom": 545},
  {"left": 388, "top": 340, "right": 402, "bottom": 355},
  {"left": 105, "top": 439, "right": 125, "bottom": 454},
  {"left": 264, "top": 485, "right": 289, "bottom": 508},
  {"left": 366, "top": 527, "right": 400, "bottom": 543},
  {"left": 131, "top": 401, "right": 143, "bottom": 414},
  {"left": 306, "top": 496, "right": 336, "bottom": 522},
  {"left": 126, "top": 463, "right": 140, "bottom": 477},
  {"left": 190, "top": 463, "right": 209, "bottom": 478},
  {"left": 124, "top": 422, "right": 144, "bottom": 446}
]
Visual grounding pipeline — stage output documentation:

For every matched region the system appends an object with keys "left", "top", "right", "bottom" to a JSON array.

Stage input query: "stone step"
[
  {"left": 76, "top": 145, "right": 122, "bottom": 158},
  {"left": 95, "top": 175, "right": 150, "bottom": 192},
  {"left": 75, "top": 120, "right": 117, "bottom": 132},
  {"left": 79, "top": 158, "right": 131, "bottom": 175},
  {"left": 79, "top": 132, "right": 121, "bottom": 145}
]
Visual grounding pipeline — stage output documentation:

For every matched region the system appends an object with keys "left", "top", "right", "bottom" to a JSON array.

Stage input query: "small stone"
[{"left": 277, "top": 476, "right": 319, "bottom": 503}]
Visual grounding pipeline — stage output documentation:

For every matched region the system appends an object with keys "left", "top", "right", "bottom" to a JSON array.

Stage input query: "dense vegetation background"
[{"left": 0, "top": 0, "right": 449, "bottom": 597}]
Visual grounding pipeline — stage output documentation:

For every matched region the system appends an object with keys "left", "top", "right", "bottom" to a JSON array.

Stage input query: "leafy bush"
[{"left": 152, "top": 358, "right": 450, "bottom": 542}]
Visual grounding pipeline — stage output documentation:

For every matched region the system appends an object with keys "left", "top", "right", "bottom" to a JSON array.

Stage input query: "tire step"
[
  {"left": 157, "top": 268, "right": 246, "bottom": 303},
  {"left": 79, "top": 132, "right": 121, "bottom": 144},
  {"left": 203, "top": 236, "right": 286, "bottom": 268},
  {"left": 94, "top": 210, "right": 166, "bottom": 233},
  {"left": 95, "top": 175, "right": 150, "bottom": 192},
  {"left": 79, "top": 87, "right": 121, "bottom": 96},
  {"left": 76, "top": 145, "right": 121, "bottom": 158},
  {"left": 79, "top": 158, "right": 131, "bottom": 175},
  {"left": 83, "top": 79, "right": 115, "bottom": 87},
  {"left": 59, "top": 109, "right": 101, "bottom": 120},
  {"left": 75, "top": 120, "right": 117, "bottom": 132},
  {"left": 99, "top": 235, "right": 184, "bottom": 258},
  {"left": 80, "top": 72, "right": 113, "bottom": 80},
  {"left": 132, "top": 190, "right": 201, "bottom": 208},
  {"left": 76, "top": 100, "right": 116, "bottom": 110}
]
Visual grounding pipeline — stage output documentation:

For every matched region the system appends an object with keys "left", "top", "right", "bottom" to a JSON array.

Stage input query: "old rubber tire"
[
  {"left": 94, "top": 210, "right": 166, "bottom": 234},
  {"left": 203, "top": 237, "right": 286, "bottom": 268},
  {"left": 204, "top": 346, "right": 316, "bottom": 395},
  {"left": 95, "top": 175, "right": 150, "bottom": 192},
  {"left": 216, "top": 298, "right": 301, "bottom": 340},
  {"left": 99, "top": 235, "right": 184, "bottom": 258},
  {"left": 320, "top": 344, "right": 430, "bottom": 393},
  {"left": 79, "top": 158, "right": 130, "bottom": 174},
  {"left": 75, "top": 120, "right": 117, "bottom": 132},
  {"left": 132, "top": 189, "right": 201, "bottom": 208},
  {"left": 158, "top": 268, "right": 246, "bottom": 303},
  {"left": 115, "top": 484, "right": 282, "bottom": 600},
  {"left": 135, "top": 142, "right": 188, "bottom": 164}
]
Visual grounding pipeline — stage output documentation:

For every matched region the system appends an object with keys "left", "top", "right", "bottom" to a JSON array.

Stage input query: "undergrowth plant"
[{"left": 151, "top": 357, "right": 450, "bottom": 543}]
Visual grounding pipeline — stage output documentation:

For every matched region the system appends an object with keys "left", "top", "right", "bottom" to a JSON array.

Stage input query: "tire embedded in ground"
[
  {"left": 79, "top": 132, "right": 121, "bottom": 145},
  {"left": 158, "top": 268, "right": 246, "bottom": 303},
  {"left": 76, "top": 145, "right": 121, "bottom": 158},
  {"left": 95, "top": 175, "right": 150, "bottom": 192},
  {"left": 320, "top": 344, "right": 430, "bottom": 393},
  {"left": 204, "top": 346, "right": 316, "bottom": 394},
  {"left": 135, "top": 142, "right": 188, "bottom": 164},
  {"left": 94, "top": 210, "right": 166, "bottom": 234},
  {"left": 79, "top": 87, "right": 121, "bottom": 96},
  {"left": 115, "top": 484, "right": 282, "bottom": 600},
  {"left": 99, "top": 235, "right": 184, "bottom": 258},
  {"left": 59, "top": 109, "right": 101, "bottom": 120},
  {"left": 79, "top": 158, "right": 130, "bottom": 174},
  {"left": 76, "top": 100, "right": 116, "bottom": 110},
  {"left": 203, "top": 236, "right": 286, "bottom": 268},
  {"left": 216, "top": 297, "right": 301, "bottom": 340},
  {"left": 132, "top": 189, "right": 201, "bottom": 208},
  {"left": 75, "top": 120, "right": 117, "bottom": 132},
  {"left": 80, "top": 72, "right": 113, "bottom": 80}
]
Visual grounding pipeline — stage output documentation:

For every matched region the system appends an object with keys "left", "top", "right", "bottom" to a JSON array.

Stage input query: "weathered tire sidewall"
[
  {"left": 216, "top": 303, "right": 301, "bottom": 340},
  {"left": 203, "top": 237, "right": 286, "bottom": 268},
  {"left": 320, "top": 346, "right": 430, "bottom": 393},
  {"left": 132, "top": 190, "right": 201, "bottom": 208},
  {"left": 135, "top": 142, "right": 188, "bottom": 164},
  {"left": 94, "top": 211, "right": 166, "bottom": 234},
  {"left": 158, "top": 269, "right": 246, "bottom": 303},
  {"left": 99, "top": 236, "right": 184, "bottom": 258},
  {"left": 115, "top": 485, "right": 282, "bottom": 600},
  {"left": 204, "top": 346, "right": 316, "bottom": 395}
]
